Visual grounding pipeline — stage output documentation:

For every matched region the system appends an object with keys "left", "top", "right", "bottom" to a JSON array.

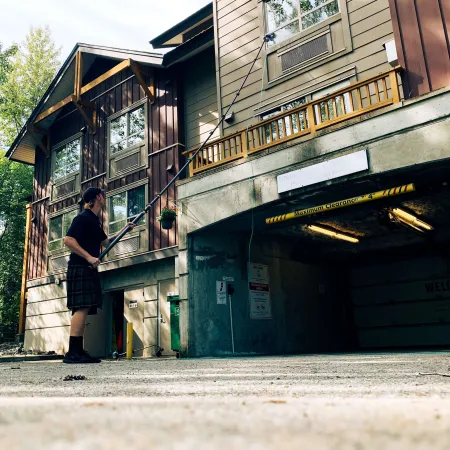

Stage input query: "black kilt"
[{"left": 67, "top": 264, "right": 102, "bottom": 315}]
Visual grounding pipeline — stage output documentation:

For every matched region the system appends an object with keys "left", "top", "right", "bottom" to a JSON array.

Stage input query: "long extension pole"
[{"left": 99, "top": 34, "right": 274, "bottom": 260}]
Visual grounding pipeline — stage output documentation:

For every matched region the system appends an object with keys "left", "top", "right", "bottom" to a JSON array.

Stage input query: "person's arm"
[
  {"left": 64, "top": 236, "right": 100, "bottom": 267},
  {"left": 101, "top": 222, "right": 136, "bottom": 248}
]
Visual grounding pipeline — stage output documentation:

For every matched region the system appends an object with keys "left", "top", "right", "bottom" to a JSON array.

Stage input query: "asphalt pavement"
[{"left": 0, "top": 352, "right": 449, "bottom": 449}]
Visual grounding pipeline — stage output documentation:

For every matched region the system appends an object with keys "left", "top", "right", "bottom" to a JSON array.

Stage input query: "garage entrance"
[
  {"left": 262, "top": 175, "right": 450, "bottom": 351},
  {"left": 192, "top": 167, "right": 450, "bottom": 355}
]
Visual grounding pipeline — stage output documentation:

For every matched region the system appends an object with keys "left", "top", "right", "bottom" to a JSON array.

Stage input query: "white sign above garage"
[{"left": 277, "top": 149, "right": 369, "bottom": 194}]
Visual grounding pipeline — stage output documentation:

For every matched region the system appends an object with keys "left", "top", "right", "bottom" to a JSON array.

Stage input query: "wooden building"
[
  {"left": 7, "top": 43, "right": 185, "bottom": 356},
  {"left": 7, "top": 0, "right": 450, "bottom": 357}
]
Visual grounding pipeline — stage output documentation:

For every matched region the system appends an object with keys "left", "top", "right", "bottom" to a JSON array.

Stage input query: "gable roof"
[{"left": 7, "top": 43, "right": 163, "bottom": 164}]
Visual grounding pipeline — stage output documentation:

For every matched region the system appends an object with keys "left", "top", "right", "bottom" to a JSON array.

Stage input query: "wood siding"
[
  {"left": 28, "top": 60, "right": 180, "bottom": 280},
  {"left": 388, "top": 0, "right": 450, "bottom": 98},
  {"left": 215, "top": 0, "right": 395, "bottom": 134},
  {"left": 181, "top": 47, "right": 219, "bottom": 149}
]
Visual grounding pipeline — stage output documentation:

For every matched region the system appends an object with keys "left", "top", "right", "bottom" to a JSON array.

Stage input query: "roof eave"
[{"left": 150, "top": 2, "right": 213, "bottom": 49}]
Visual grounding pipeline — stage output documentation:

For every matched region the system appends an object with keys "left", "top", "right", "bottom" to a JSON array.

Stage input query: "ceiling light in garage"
[
  {"left": 307, "top": 225, "right": 359, "bottom": 243},
  {"left": 389, "top": 208, "right": 433, "bottom": 232}
]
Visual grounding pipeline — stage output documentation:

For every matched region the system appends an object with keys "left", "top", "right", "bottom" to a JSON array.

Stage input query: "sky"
[{"left": 0, "top": 0, "right": 212, "bottom": 58}]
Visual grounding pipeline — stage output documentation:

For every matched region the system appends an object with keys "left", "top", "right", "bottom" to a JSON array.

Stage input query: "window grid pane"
[
  {"left": 266, "top": 0, "right": 339, "bottom": 44},
  {"left": 127, "top": 186, "right": 146, "bottom": 226},
  {"left": 54, "top": 139, "right": 80, "bottom": 180}
]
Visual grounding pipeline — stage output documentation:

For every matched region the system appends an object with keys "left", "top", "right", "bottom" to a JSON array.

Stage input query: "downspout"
[{"left": 17, "top": 203, "right": 32, "bottom": 344}]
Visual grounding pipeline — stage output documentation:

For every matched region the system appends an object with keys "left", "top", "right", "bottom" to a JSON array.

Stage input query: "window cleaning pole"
[{"left": 98, "top": 33, "right": 275, "bottom": 261}]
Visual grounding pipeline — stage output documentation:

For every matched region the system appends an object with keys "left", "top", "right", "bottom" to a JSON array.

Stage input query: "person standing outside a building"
[{"left": 62, "top": 187, "right": 135, "bottom": 364}]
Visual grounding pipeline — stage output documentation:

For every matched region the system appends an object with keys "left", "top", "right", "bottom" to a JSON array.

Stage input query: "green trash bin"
[{"left": 167, "top": 295, "right": 180, "bottom": 358}]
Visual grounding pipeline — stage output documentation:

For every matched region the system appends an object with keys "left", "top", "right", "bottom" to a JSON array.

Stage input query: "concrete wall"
[
  {"left": 350, "top": 255, "right": 450, "bottom": 347},
  {"left": 186, "top": 231, "right": 350, "bottom": 356}
]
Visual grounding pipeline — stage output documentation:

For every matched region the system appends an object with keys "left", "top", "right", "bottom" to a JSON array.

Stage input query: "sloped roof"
[{"left": 7, "top": 43, "right": 163, "bottom": 164}]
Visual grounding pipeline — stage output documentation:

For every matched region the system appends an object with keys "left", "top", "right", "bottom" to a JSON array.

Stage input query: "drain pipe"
[{"left": 17, "top": 203, "right": 32, "bottom": 344}]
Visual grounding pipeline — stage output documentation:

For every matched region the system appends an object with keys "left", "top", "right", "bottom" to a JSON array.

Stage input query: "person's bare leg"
[{"left": 70, "top": 308, "right": 89, "bottom": 336}]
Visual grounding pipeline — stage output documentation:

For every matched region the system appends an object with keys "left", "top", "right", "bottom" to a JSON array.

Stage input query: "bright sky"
[{"left": 0, "top": 0, "right": 212, "bottom": 58}]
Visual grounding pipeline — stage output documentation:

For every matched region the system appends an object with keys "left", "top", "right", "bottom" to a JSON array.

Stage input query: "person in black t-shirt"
[{"left": 62, "top": 187, "right": 135, "bottom": 364}]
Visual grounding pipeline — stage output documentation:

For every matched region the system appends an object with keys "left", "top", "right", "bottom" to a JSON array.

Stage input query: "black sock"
[{"left": 69, "top": 336, "right": 83, "bottom": 354}]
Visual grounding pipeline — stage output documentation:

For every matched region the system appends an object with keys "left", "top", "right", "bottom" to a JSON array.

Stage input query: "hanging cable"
[{"left": 99, "top": 33, "right": 276, "bottom": 260}]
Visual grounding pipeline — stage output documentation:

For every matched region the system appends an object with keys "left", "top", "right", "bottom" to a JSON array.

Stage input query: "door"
[
  {"left": 84, "top": 304, "right": 108, "bottom": 357},
  {"left": 159, "top": 279, "right": 177, "bottom": 356},
  {"left": 124, "top": 286, "right": 144, "bottom": 357}
]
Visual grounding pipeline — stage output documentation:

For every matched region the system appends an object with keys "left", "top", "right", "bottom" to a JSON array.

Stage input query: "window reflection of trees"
[
  {"left": 266, "top": 0, "right": 339, "bottom": 45},
  {"left": 54, "top": 139, "right": 80, "bottom": 181},
  {"left": 110, "top": 105, "right": 145, "bottom": 154},
  {"left": 109, "top": 186, "right": 145, "bottom": 234}
]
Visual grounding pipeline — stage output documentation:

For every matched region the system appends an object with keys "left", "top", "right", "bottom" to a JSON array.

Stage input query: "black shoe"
[{"left": 63, "top": 350, "right": 101, "bottom": 364}]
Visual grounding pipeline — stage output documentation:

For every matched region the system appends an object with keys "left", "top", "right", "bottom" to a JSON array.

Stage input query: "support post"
[
  {"left": 126, "top": 322, "right": 133, "bottom": 359},
  {"left": 17, "top": 203, "right": 32, "bottom": 343},
  {"left": 307, "top": 104, "right": 316, "bottom": 133},
  {"left": 389, "top": 70, "right": 401, "bottom": 103}
]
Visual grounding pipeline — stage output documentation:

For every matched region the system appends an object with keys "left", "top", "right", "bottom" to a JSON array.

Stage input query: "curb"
[{"left": 0, "top": 355, "right": 63, "bottom": 363}]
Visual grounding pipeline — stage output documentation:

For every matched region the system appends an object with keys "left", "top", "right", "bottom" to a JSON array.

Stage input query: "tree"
[
  {"left": 0, "top": 27, "right": 60, "bottom": 328},
  {"left": 0, "top": 151, "right": 33, "bottom": 326},
  {"left": 0, "top": 26, "right": 61, "bottom": 147},
  {"left": 0, "top": 43, "right": 18, "bottom": 87}
]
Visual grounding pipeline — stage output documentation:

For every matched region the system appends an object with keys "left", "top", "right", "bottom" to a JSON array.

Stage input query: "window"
[
  {"left": 53, "top": 138, "right": 81, "bottom": 181},
  {"left": 48, "top": 209, "right": 77, "bottom": 252},
  {"left": 261, "top": 97, "right": 307, "bottom": 142},
  {"left": 109, "top": 185, "right": 146, "bottom": 234},
  {"left": 110, "top": 105, "right": 145, "bottom": 155},
  {"left": 266, "top": 0, "right": 339, "bottom": 46}
]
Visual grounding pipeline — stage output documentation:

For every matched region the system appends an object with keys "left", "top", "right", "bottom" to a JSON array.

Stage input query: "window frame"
[
  {"left": 47, "top": 207, "right": 79, "bottom": 254},
  {"left": 50, "top": 132, "right": 83, "bottom": 203},
  {"left": 51, "top": 134, "right": 82, "bottom": 184},
  {"left": 107, "top": 180, "right": 148, "bottom": 236},
  {"left": 107, "top": 98, "right": 148, "bottom": 181},
  {"left": 265, "top": 0, "right": 340, "bottom": 46}
]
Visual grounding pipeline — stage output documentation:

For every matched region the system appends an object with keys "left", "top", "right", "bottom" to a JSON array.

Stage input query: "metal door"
[
  {"left": 84, "top": 305, "right": 108, "bottom": 357},
  {"left": 159, "top": 279, "right": 177, "bottom": 356}
]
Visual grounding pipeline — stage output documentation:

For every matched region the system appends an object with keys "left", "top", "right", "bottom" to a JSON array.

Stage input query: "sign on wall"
[
  {"left": 216, "top": 280, "right": 227, "bottom": 305},
  {"left": 248, "top": 263, "right": 271, "bottom": 319},
  {"left": 277, "top": 149, "right": 368, "bottom": 194}
]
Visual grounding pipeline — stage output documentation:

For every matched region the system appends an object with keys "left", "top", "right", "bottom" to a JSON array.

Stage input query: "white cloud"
[{"left": 0, "top": 0, "right": 212, "bottom": 58}]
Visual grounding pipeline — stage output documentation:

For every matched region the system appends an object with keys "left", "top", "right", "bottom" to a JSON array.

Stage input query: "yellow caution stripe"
[{"left": 266, "top": 183, "right": 415, "bottom": 225}]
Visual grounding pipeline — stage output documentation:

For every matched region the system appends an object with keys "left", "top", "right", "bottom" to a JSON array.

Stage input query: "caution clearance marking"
[{"left": 265, "top": 183, "right": 415, "bottom": 225}]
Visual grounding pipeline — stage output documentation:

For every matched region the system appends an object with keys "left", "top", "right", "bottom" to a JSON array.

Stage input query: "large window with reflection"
[
  {"left": 108, "top": 185, "right": 146, "bottom": 234},
  {"left": 265, "top": 0, "right": 339, "bottom": 46}
]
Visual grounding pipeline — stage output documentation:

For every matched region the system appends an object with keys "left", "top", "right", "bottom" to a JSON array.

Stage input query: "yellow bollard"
[{"left": 126, "top": 322, "right": 133, "bottom": 360}]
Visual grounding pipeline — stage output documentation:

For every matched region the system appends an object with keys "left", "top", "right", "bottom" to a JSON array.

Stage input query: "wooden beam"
[
  {"left": 130, "top": 60, "right": 155, "bottom": 104},
  {"left": 34, "top": 94, "right": 75, "bottom": 124},
  {"left": 74, "top": 101, "right": 96, "bottom": 133},
  {"left": 74, "top": 51, "right": 82, "bottom": 100},
  {"left": 26, "top": 124, "right": 50, "bottom": 157},
  {"left": 80, "top": 59, "right": 131, "bottom": 95}
]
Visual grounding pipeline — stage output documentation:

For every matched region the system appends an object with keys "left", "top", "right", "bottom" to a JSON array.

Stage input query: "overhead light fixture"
[
  {"left": 307, "top": 225, "right": 359, "bottom": 243},
  {"left": 389, "top": 208, "right": 433, "bottom": 232}
]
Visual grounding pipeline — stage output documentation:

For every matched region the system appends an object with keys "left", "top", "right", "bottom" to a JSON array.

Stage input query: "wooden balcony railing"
[{"left": 183, "top": 67, "right": 401, "bottom": 176}]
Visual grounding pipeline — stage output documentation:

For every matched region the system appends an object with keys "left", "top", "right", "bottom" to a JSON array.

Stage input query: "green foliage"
[
  {"left": 0, "top": 151, "right": 33, "bottom": 325},
  {"left": 157, "top": 206, "right": 177, "bottom": 222},
  {"left": 0, "top": 26, "right": 61, "bottom": 147},
  {"left": 0, "top": 43, "right": 18, "bottom": 87},
  {"left": 0, "top": 27, "right": 60, "bottom": 328}
]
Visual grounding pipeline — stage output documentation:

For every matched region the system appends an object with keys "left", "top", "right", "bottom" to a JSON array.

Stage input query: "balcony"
[{"left": 183, "top": 68, "right": 402, "bottom": 176}]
